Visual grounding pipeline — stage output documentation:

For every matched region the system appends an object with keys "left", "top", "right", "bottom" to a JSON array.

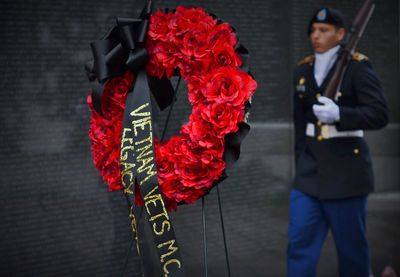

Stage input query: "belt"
[{"left": 306, "top": 123, "right": 364, "bottom": 139}]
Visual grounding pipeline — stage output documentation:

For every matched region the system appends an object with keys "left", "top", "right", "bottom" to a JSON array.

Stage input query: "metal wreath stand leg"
[
  {"left": 216, "top": 186, "right": 232, "bottom": 277},
  {"left": 202, "top": 186, "right": 232, "bottom": 277},
  {"left": 122, "top": 75, "right": 232, "bottom": 277}
]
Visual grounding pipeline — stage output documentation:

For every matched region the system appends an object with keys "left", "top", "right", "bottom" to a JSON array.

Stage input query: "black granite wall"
[{"left": 0, "top": 0, "right": 398, "bottom": 276}]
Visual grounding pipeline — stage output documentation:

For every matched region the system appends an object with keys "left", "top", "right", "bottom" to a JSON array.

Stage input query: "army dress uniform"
[
  {"left": 288, "top": 47, "right": 388, "bottom": 277},
  {"left": 293, "top": 50, "right": 388, "bottom": 198}
]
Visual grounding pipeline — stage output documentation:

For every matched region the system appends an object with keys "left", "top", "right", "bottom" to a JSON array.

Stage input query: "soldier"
[{"left": 287, "top": 7, "right": 388, "bottom": 277}]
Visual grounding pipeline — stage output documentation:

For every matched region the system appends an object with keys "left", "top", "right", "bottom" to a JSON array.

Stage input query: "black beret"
[{"left": 308, "top": 7, "right": 345, "bottom": 35}]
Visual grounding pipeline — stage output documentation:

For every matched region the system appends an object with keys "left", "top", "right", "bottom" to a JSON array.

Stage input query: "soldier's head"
[{"left": 308, "top": 7, "right": 346, "bottom": 53}]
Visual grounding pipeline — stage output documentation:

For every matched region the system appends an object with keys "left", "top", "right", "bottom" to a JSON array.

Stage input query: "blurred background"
[{"left": 0, "top": 0, "right": 399, "bottom": 276}]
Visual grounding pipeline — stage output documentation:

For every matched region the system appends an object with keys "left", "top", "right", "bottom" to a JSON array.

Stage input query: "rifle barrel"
[{"left": 323, "top": 0, "right": 375, "bottom": 99}]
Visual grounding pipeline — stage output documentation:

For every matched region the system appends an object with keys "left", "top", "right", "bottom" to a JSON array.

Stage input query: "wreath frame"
[{"left": 88, "top": 6, "right": 257, "bottom": 210}]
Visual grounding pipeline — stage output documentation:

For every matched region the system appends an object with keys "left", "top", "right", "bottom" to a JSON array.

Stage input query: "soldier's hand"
[{"left": 312, "top": 96, "right": 340, "bottom": 124}]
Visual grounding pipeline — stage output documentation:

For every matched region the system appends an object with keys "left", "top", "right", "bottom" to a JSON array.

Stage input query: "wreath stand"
[
  {"left": 86, "top": 4, "right": 256, "bottom": 276},
  {"left": 121, "top": 75, "right": 232, "bottom": 277}
]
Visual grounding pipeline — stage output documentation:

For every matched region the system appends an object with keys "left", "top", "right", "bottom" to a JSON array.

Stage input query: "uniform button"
[
  {"left": 299, "top": 94, "right": 304, "bottom": 99},
  {"left": 353, "top": 148, "right": 360, "bottom": 154},
  {"left": 317, "top": 121, "right": 322, "bottom": 126},
  {"left": 316, "top": 93, "right": 321, "bottom": 99},
  {"left": 317, "top": 135, "right": 323, "bottom": 141}
]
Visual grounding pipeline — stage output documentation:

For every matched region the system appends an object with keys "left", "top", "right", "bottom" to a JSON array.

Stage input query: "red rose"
[
  {"left": 174, "top": 153, "right": 224, "bottom": 190},
  {"left": 169, "top": 181, "right": 201, "bottom": 204},
  {"left": 157, "top": 136, "right": 186, "bottom": 161},
  {"left": 207, "top": 23, "right": 237, "bottom": 48},
  {"left": 181, "top": 114, "right": 223, "bottom": 149},
  {"left": 159, "top": 177, "right": 180, "bottom": 208},
  {"left": 168, "top": 129, "right": 225, "bottom": 191},
  {"left": 102, "top": 160, "right": 123, "bottom": 191},
  {"left": 148, "top": 10, "right": 173, "bottom": 42},
  {"left": 145, "top": 40, "right": 177, "bottom": 78},
  {"left": 210, "top": 40, "right": 242, "bottom": 69},
  {"left": 196, "top": 102, "right": 244, "bottom": 137},
  {"left": 203, "top": 67, "right": 257, "bottom": 106},
  {"left": 145, "top": 52, "right": 165, "bottom": 79},
  {"left": 187, "top": 76, "right": 207, "bottom": 105},
  {"left": 89, "top": 115, "right": 124, "bottom": 191},
  {"left": 155, "top": 141, "right": 176, "bottom": 181},
  {"left": 175, "top": 161, "right": 210, "bottom": 189},
  {"left": 87, "top": 72, "right": 134, "bottom": 192},
  {"left": 181, "top": 28, "right": 209, "bottom": 57},
  {"left": 177, "top": 29, "right": 211, "bottom": 79},
  {"left": 199, "top": 146, "right": 224, "bottom": 164},
  {"left": 169, "top": 7, "right": 216, "bottom": 40},
  {"left": 101, "top": 70, "right": 134, "bottom": 118},
  {"left": 175, "top": 7, "right": 216, "bottom": 27},
  {"left": 156, "top": 136, "right": 224, "bottom": 205}
]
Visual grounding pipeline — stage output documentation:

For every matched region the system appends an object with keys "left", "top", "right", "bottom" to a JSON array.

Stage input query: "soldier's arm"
[{"left": 335, "top": 60, "right": 389, "bottom": 131}]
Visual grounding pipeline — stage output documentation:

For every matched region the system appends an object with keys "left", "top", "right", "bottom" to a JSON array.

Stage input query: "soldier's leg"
[
  {"left": 287, "top": 188, "right": 328, "bottom": 277},
  {"left": 323, "top": 196, "right": 370, "bottom": 277}
]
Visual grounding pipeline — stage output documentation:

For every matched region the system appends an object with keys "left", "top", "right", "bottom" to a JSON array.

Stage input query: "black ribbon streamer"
[
  {"left": 121, "top": 70, "right": 185, "bottom": 276},
  {"left": 85, "top": 2, "right": 185, "bottom": 276}
]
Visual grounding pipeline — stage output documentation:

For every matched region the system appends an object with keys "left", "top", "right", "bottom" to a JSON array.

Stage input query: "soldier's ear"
[{"left": 337, "top": 27, "right": 346, "bottom": 41}]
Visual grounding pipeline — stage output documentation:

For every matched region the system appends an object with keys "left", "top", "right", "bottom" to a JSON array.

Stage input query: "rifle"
[{"left": 323, "top": 0, "right": 375, "bottom": 99}]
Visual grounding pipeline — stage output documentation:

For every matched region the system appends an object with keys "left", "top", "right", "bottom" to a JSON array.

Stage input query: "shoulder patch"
[
  {"left": 351, "top": 52, "right": 368, "bottom": 61},
  {"left": 297, "top": 55, "right": 315, "bottom": 65}
]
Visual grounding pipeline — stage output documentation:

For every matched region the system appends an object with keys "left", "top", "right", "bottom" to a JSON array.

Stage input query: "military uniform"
[
  {"left": 288, "top": 50, "right": 389, "bottom": 277},
  {"left": 293, "top": 52, "right": 388, "bottom": 199},
  {"left": 287, "top": 7, "right": 390, "bottom": 276}
]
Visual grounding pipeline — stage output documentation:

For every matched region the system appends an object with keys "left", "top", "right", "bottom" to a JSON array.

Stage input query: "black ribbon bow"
[{"left": 85, "top": 0, "right": 174, "bottom": 117}]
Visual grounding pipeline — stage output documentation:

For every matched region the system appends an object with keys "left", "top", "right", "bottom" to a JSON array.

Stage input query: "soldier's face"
[{"left": 310, "top": 23, "right": 345, "bottom": 53}]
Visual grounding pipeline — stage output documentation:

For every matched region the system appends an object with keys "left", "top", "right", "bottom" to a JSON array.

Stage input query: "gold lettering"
[
  {"left": 136, "top": 143, "right": 152, "bottom": 160},
  {"left": 138, "top": 164, "right": 157, "bottom": 186},
  {"left": 132, "top": 130, "right": 156, "bottom": 186},
  {"left": 120, "top": 128, "right": 134, "bottom": 161},
  {"left": 120, "top": 146, "right": 135, "bottom": 161},
  {"left": 121, "top": 170, "right": 134, "bottom": 192},
  {"left": 130, "top": 103, "right": 151, "bottom": 117},
  {"left": 143, "top": 185, "right": 158, "bottom": 199},
  {"left": 137, "top": 157, "right": 153, "bottom": 172},
  {"left": 153, "top": 220, "right": 171, "bottom": 236},
  {"left": 132, "top": 117, "right": 152, "bottom": 136},
  {"left": 121, "top": 128, "right": 133, "bottom": 144},
  {"left": 144, "top": 193, "right": 170, "bottom": 222},
  {"left": 158, "top": 240, "right": 179, "bottom": 263},
  {"left": 136, "top": 135, "right": 152, "bottom": 146},
  {"left": 120, "top": 162, "right": 136, "bottom": 174},
  {"left": 136, "top": 143, "right": 153, "bottom": 173},
  {"left": 129, "top": 102, "right": 182, "bottom": 272},
  {"left": 120, "top": 159, "right": 136, "bottom": 193},
  {"left": 163, "top": 259, "right": 182, "bottom": 276}
]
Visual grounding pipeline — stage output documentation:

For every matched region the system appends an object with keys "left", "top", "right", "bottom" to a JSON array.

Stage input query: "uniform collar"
[
  {"left": 313, "top": 45, "right": 340, "bottom": 87},
  {"left": 314, "top": 45, "right": 341, "bottom": 63}
]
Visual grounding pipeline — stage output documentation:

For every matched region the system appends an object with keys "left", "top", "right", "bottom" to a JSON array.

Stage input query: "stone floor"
[{"left": 163, "top": 191, "right": 400, "bottom": 277}]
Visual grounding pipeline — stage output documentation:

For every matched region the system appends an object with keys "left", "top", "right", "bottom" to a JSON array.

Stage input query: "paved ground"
[{"left": 165, "top": 191, "right": 400, "bottom": 277}]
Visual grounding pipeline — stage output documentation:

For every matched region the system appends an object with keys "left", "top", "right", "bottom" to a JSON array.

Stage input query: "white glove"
[{"left": 312, "top": 96, "right": 340, "bottom": 124}]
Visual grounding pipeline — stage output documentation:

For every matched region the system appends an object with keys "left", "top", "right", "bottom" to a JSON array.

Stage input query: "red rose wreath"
[{"left": 88, "top": 7, "right": 257, "bottom": 210}]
